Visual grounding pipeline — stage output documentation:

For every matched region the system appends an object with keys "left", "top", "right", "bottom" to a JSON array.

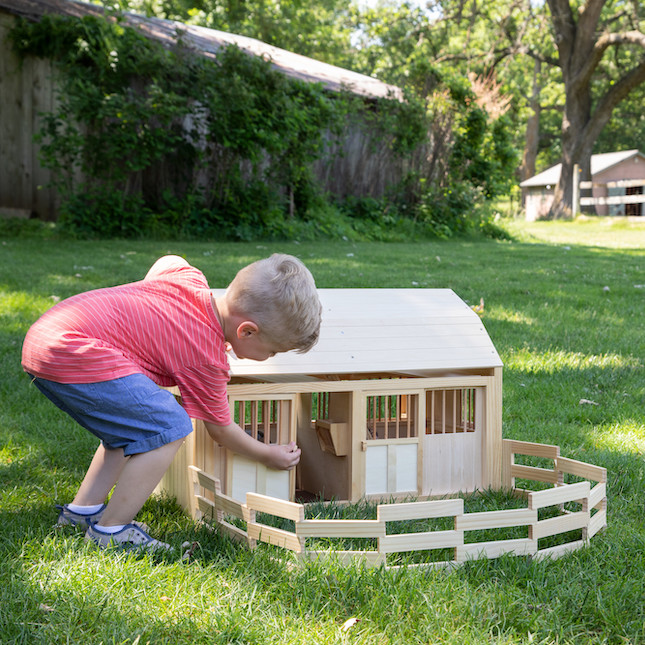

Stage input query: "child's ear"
[{"left": 236, "top": 321, "right": 259, "bottom": 338}]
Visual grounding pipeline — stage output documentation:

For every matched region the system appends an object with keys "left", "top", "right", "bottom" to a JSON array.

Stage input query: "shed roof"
[
  {"left": 214, "top": 288, "right": 503, "bottom": 378},
  {"left": 520, "top": 149, "right": 645, "bottom": 188},
  {"left": 0, "top": 0, "right": 402, "bottom": 100}
]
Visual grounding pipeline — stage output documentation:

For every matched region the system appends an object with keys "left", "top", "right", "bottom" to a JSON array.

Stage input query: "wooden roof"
[
  {"left": 0, "top": 0, "right": 402, "bottom": 100},
  {"left": 214, "top": 288, "right": 503, "bottom": 378},
  {"left": 520, "top": 149, "right": 645, "bottom": 188}
]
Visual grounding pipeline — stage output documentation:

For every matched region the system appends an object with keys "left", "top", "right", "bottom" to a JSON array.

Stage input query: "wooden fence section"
[
  {"left": 189, "top": 440, "right": 607, "bottom": 570},
  {"left": 573, "top": 171, "right": 645, "bottom": 216}
]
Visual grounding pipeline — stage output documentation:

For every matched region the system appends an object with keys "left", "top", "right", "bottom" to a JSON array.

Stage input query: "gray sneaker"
[
  {"left": 56, "top": 504, "right": 106, "bottom": 530},
  {"left": 85, "top": 523, "right": 172, "bottom": 552}
]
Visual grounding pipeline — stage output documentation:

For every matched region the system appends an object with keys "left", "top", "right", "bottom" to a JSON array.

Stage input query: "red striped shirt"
[{"left": 21, "top": 256, "right": 231, "bottom": 425}]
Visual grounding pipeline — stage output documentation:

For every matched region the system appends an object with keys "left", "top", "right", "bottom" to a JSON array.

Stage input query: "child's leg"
[
  {"left": 72, "top": 443, "right": 129, "bottom": 506},
  {"left": 97, "top": 437, "right": 184, "bottom": 527},
  {"left": 29, "top": 374, "right": 193, "bottom": 534}
]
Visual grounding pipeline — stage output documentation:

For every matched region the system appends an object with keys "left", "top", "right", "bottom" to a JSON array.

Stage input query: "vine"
[
  {"left": 9, "top": 13, "right": 365, "bottom": 238},
  {"left": 8, "top": 10, "right": 508, "bottom": 240}
]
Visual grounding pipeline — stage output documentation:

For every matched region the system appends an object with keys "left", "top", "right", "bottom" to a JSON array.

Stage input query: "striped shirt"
[{"left": 21, "top": 256, "right": 231, "bottom": 425}]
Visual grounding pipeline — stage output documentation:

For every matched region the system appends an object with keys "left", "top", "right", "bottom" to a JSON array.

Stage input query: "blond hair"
[{"left": 226, "top": 254, "right": 321, "bottom": 353}]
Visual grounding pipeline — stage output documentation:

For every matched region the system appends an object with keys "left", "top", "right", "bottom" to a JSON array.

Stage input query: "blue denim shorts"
[{"left": 28, "top": 373, "right": 193, "bottom": 456}]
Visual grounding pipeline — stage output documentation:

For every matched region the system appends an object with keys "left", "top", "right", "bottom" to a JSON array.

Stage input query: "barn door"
[
  {"left": 228, "top": 396, "right": 295, "bottom": 502},
  {"left": 422, "top": 387, "right": 484, "bottom": 496},
  {"left": 363, "top": 393, "right": 420, "bottom": 497}
]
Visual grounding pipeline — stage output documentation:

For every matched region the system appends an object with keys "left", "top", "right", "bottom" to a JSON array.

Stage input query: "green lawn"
[{"left": 1, "top": 218, "right": 644, "bottom": 644}]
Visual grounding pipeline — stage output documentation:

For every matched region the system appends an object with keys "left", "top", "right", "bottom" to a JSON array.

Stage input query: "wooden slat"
[
  {"left": 377, "top": 498, "right": 464, "bottom": 522},
  {"left": 511, "top": 464, "right": 559, "bottom": 484},
  {"left": 300, "top": 550, "right": 385, "bottom": 567},
  {"left": 214, "top": 492, "right": 246, "bottom": 519},
  {"left": 456, "top": 508, "right": 537, "bottom": 531},
  {"left": 528, "top": 482, "right": 590, "bottom": 510},
  {"left": 296, "top": 519, "right": 385, "bottom": 539},
  {"left": 456, "top": 538, "right": 537, "bottom": 562},
  {"left": 246, "top": 492, "right": 305, "bottom": 522},
  {"left": 196, "top": 494, "right": 246, "bottom": 524},
  {"left": 227, "top": 376, "right": 490, "bottom": 397},
  {"left": 580, "top": 179, "right": 645, "bottom": 189},
  {"left": 216, "top": 520, "right": 250, "bottom": 545},
  {"left": 580, "top": 194, "right": 645, "bottom": 206},
  {"left": 556, "top": 457, "right": 607, "bottom": 483},
  {"left": 196, "top": 494, "right": 217, "bottom": 519},
  {"left": 502, "top": 439, "right": 514, "bottom": 488},
  {"left": 363, "top": 438, "right": 418, "bottom": 447},
  {"left": 532, "top": 540, "right": 586, "bottom": 561},
  {"left": 379, "top": 529, "right": 463, "bottom": 554},
  {"left": 503, "top": 439, "right": 560, "bottom": 459},
  {"left": 247, "top": 522, "right": 303, "bottom": 552},
  {"left": 588, "top": 509, "right": 607, "bottom": 538},
  {"left": 530, "top": 511, "right": 589, "bottom": 540},
  {"left": 191, "top": 465, "right": 218, "bottom": 494},
  {"left": 386, "top": 559, "right": 459, "bottom": 571},
  {"left": 589, "top": 482, "right": 607, "bottom": 510}
]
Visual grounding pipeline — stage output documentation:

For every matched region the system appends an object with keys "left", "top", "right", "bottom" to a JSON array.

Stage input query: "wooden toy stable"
[{"left": 157, "top": 289, "right": 607, "bottom": 566}]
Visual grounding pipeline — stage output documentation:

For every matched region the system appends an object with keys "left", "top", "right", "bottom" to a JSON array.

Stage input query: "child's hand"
[{"left": 266, "top": 441, "right": 301, "bottom": 470}]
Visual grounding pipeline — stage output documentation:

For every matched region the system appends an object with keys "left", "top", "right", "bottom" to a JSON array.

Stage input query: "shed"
[
  {"left": 0, "top": 0, "right": 402, "bottom": 219},
  {"left": 158, "top": 289, "right": 504, "bottom": 513},
  {"left": 520, "top": 149, "right": 645, "bottom": 221}
]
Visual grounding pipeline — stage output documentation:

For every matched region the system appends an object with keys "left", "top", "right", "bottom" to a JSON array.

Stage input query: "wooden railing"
[
  {"left": 573, "top": 171, "right": 645, "bottom": 216},
  {"left": 189, "top": 438, "right": 607, "bottom": 569}
]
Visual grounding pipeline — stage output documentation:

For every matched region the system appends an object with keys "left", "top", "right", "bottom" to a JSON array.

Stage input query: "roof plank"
[{"left": 213, "top": 288, "right": 503, "bottom": 377}]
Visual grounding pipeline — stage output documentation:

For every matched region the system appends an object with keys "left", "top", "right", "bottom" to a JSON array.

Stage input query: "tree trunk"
[
  {"left": 546, "top": 0, "right": 598, "bottom": 218},
  {"left": 546, "top": 0, "right": 645, "bottom": 218},
  {"left": 520, "top": 58, "right": 541, "bottom": 206},
  {"left": 551, "top": 86, "right": 593, "bottom": 218}
]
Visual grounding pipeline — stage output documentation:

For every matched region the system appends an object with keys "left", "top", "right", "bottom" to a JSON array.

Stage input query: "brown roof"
[{"left": 0, "top": 0, "right": 402, "bottom": 100}]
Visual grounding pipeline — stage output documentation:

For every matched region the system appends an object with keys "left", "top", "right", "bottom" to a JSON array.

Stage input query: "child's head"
[{"left": 225, "top": 254, "right": 321, "bottom": 354}]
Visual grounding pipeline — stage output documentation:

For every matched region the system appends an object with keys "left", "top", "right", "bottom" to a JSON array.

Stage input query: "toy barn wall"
[{"left": 156, "top": 289, "right": 503, "bottom": 514}]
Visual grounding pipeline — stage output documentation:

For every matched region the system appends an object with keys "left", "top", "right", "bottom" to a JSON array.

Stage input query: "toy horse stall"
[
  {"left": 156, "top": 289, "right": 608, "bottom": 567},
  {"left": 157, "top": 289, "right": 504, "bottom": 511}
]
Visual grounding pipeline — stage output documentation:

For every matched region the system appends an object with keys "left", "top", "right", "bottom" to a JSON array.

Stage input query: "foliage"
[
  {"left": 10, "top": 3, "right": 525, "bottom": 240},
  {"left": 119, "top": 0, "right": 356, "bottom": 67},
  {"left": 9, "top": 13, "right": 367, "bottom": 239}
]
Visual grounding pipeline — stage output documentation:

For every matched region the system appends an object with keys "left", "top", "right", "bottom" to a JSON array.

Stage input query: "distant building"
[{"left": 521, "top": 150, "right": 645, "bottom": 221}]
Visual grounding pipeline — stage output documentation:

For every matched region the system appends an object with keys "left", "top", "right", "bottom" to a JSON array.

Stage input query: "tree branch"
[
  {"left": 520, "top": 46, "right": 560, "bottom": 68},
  {"left": 572, "top": 30, "right": 645, "bottom": 91},
  {"left": 579, "top": 58, "right": 645, "bottom": 150},
  {"left": 546, "top": 0, "right": 576, "bottom": 62}
]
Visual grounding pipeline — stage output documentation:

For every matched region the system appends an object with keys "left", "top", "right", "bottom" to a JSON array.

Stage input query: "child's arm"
[{"left": 204, "top": 421, "right": 301, "bottom": 470}]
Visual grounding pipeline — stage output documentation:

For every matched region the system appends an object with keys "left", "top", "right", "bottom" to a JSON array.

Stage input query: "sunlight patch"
[
  {"left": 485, "top": 307, "right": 535, "bottom": 325},
  {"left": 591, "top": 421, "right": 645, "bottom": 455},
  {"left": 504, "top": 348, "right": 642, "bottom": 373}
]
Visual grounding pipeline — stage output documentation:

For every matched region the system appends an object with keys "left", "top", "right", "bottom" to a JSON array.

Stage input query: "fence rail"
[
  {"left": 573, "top": 165, "right": 645, "bottom": 215},
  {"left": 189, "top": 438, "right": 608, "bottom": 570}
]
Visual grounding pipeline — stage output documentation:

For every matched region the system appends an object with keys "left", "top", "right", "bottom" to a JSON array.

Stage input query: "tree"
[
  {"left": 545, "top": 0, "right": 645, "bottom": 217},
  {"left": 120, "top": 0, "right": 355, "bottom": 66}
]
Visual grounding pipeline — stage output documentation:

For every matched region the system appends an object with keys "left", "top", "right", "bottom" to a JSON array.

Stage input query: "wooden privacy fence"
[{"left": 189, "top": 438, "right": 607, "bottom": 569}]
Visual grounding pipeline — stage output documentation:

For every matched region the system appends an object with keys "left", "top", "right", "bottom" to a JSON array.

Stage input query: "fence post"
[{"left": 572, "top": 164, "right": 580, "bottom": 217}]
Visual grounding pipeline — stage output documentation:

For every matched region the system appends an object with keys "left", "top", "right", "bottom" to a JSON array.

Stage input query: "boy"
[{"left": 22, "top": 253, "right": 322, "bottom": 550}]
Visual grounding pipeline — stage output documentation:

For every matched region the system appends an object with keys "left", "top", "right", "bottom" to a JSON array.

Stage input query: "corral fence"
[
  {"left": 189, "top": 438, "right": 607, "bottom": 569},
  {"left": 572, "top": 164, "right": 645, "bottom": 217}
]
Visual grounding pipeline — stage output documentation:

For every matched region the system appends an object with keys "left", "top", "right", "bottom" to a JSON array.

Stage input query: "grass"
[{"left": 1, "top": 217, "right": 644, "bottom": 644}]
